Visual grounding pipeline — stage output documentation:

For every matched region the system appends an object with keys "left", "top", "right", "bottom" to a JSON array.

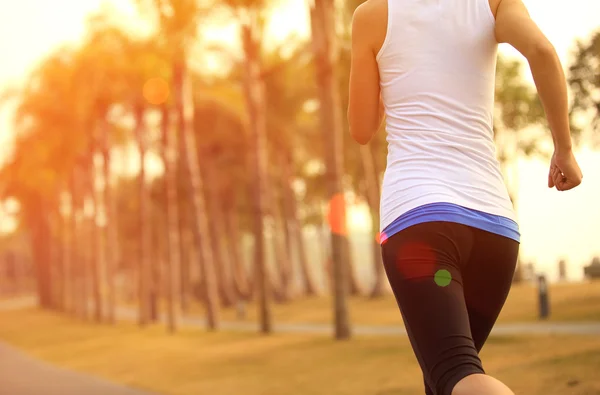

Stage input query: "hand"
[{"left": 548, "top": 149, "right": 583, "bottom": 191}]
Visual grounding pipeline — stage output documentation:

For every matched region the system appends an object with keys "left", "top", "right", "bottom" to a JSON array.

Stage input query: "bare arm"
[
  {"left": 495, "top": 0, "right": 582, "bottom": 190},
  {"left": 495, "top": 0, "right": 571, "bottom": 153},
  {"left": 348, "top": 3, "right": 384, "bottom": 145}
]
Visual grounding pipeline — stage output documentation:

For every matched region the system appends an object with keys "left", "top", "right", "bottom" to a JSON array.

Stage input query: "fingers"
[
  {"left": 558, "top": 180, "right": 574, "bottom": 191},
  {"left": 559, "top": 177, "right": 582, "bottom": 191},
  {"left": 548, "top": 170, "right": 555, "bottom": 188},
  {"left": 552, "top": 167, "right": 564, "bottom": 191}
]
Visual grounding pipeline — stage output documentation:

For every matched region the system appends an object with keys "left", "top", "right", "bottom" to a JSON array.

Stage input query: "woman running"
[{"left": 347, "top": 0, "right": 583, "bottom": 394}]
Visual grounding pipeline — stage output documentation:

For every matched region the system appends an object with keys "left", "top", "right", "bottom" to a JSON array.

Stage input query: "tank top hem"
[
  {"left": 380, "top": 202, "right": 520, "bottom": 244},
  {"left": 380, "top": 197, "right": 517, "bottom": 233}
]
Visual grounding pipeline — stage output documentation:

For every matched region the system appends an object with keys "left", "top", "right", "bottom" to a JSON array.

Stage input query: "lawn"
[
  {"left": 188, "top": 280, "right": 600, "bottom": 326},
  {"left": 1, "top": 308, "right": 599, "bottom": 395}
]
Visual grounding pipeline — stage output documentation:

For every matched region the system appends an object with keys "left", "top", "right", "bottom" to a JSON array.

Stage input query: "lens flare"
[
  {"left": 434, "top": 269, "right": 452, "bottom": 287},
  {"left": 143, "top": 77, "right": 170, "bottom": 105},
  {"left": 377, "top": 231, "right": 389, "bottom": 245},
  {"left": 327, "top": 193, "right": 348, "bottom": 236},
  {"left": 396, "top": 241, "right": 436, "bottom": 279}
]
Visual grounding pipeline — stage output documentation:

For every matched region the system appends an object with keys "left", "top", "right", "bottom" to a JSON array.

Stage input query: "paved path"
[
  {"left": 0, "top": 342, "right": 159, "bottom": 395},
  {"left": 114, "top": 307, "right": 600, "bottom": 336},
  {"left": 4, "top": 297, "right": 600, "bottom": 337},
  {"left": 199, "top": 318, "right": 600, "bottom": 336},
  {"left": 0, "top": 296, "right": 37, "bottom": 311}
]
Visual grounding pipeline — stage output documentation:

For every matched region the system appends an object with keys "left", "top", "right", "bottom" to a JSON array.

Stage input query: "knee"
[{"left": 451, "top": 374, "right": 514, "bottom": 395}]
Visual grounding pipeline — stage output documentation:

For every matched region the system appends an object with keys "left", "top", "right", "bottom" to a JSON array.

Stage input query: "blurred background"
[{"left": 0, "top": 1, "right": 599, "bottom": 395}]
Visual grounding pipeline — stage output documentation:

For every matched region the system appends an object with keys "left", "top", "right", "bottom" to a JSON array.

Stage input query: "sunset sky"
[{"left": 0, "top": 0, "right": 599, "bottom": 281}]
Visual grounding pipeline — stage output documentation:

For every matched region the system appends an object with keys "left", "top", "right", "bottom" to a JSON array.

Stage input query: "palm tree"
[
  {"left": 267, "top": 171, "right": 293, "bottom": 301},
  {"left": 260, "top": 45, "right": 320, "bottom": 298},
  {"left": 141, "top": 0, "right": 221, "bottom": 330},
  {"left": 280, "top": 150, "right": 318, "bottom": 296},
  {"left": 222, "top": 193, "right": 252, "bottom": 300},
  {"left": 133, "top": 102, "right": 151, "bottom": 326},
  {"left": 76, "top": 19, "right": 132, "bottom": 325},
  {"left": 194, "top": 96, "right": 255, "bottom": 302},
  {"left": 87, "top": 147, "right": 103, "bottom": 322},
  {"left": 202, "top": 152, "right": 236, "bottom": 307},
  {"left": 59, "top": 188, "right": 73, "bottom": 313},
  {"left": 73, "top": 159, "right": 91, "bottom": 320},
  {"left": 161, "top": 104, "right": 179, "bottom": 333},
  {"left": 0, "top": 47, "right": 92, "bottom": 312},
  {"left": 174, "top": 61, "right": 220, "bottom": 329},
  {"left": 309, "top": 0, "right": 352, "bottom": 340},
  {"left": 240, "top": 13, "right": 273, "bottom": 333},
  {"left": 100, "top": 115, "right": 118, "bottom": 324},
  {"left": 176, "top": 127, "right": 192, "bottom": 313}
]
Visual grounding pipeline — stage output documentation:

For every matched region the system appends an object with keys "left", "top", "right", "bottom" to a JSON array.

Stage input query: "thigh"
[
  {"left": 463, "top": 230, "right": 520, "bottom": 351},
  {"left": 381, "top": 222, "right": 484, "bottom": 395}
]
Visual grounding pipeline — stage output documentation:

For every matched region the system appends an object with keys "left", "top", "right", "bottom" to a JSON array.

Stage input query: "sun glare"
[{"left": 347, "top": 204, "right": 372, "bottom": 233}]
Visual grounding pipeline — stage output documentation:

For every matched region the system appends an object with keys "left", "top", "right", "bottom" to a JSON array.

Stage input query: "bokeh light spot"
[
  {"left": 143, "top": 77, "right": 170, "bottom": 105},
  {"left": 434, "top": 269, "right": 452, "bottom": 287},
  {"left": 377, "top": 231, "right": 389, "bottom": 245},
  {"left": 327, "top": 193, "right": 348, "bottom": 236},
  {"left": 396, "top": 241, "right": 436, "bottom": 279}
]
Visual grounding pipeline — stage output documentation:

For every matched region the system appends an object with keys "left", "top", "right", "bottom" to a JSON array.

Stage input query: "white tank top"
[{"left": 377, "top": 0, "right": 517, "bottom": 232}]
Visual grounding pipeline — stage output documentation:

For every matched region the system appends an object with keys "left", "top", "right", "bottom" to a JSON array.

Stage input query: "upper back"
[
  {"left": 366, "top": 0, "right": 501, "bottom": 55},
  {"left": 374, "top": 0, "right": 500, "bottom": 139}
]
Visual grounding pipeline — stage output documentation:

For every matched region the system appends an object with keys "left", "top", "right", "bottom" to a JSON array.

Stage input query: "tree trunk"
[
  {"left": 359, "top": 145, "right": 386, "bottom": 298},
  {"left": 135, "top": 104, "right": 151, "bottom": 327},
  {"left": 268, "top": 181, "right": 293, "bottom": 302},
  {"left": 280, "top": 150, "right": 318, "bottom": 297},
  {"left": 27, "top": 195, "right": 53, "bottom": 309},
  {"left": 77, "top": 164, "right": 90, "bottom": 321},
  {"left": 68, "top": 170, "right": 84, "bottom": 318},
  {"left": 223, "top": 204, "right": 251, "bottom": 301},
  {"left": 310, "top": 0, "right": 351, "bottom": 339},
  {"left": 317, "top": 208, "right": 330, "bottom": 287},
  {"left": 344, "top": 240, "right": 362, "bottom": 296},
  {"left": 61, "top": 193, "right": 72, "bottom": 313},
  {"left": 176, "top": 125, "right": 204, "bottom": 307},
  {"left": 149, "top": 217, "right": 160, "bottom": 323},
  {"left": 178, "top": 215, "right": 191, "bottom": 313},
  {"left": 162, "top": 104, "right": 179, "bottom": 333},
  {"left": 175, "top": 113, "right": 192, "bottom": 314},
  {"left": 53, "top": 207, "right": 66, "bottom": 311},
  {"left": 203, "top": 154, "right": 236, "bottom": 307},
  {"left": 173, "top": 56, "right": 219, "bottom": 330},
  {"left": 88, "top": 159, "right": 103, "bottom": 323},
  {"left": 241, "top": 21, "right": 272, "bottom": 334},
  {"left": 101, "top": 123, "right": 117, "bottom": 325}
]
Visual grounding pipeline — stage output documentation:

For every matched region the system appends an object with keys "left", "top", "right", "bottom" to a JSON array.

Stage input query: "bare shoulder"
[
  {"left": 488, "top": 0, "right": 502, "bottom": 18},
  {"left": 352, "top": 0, "right": 388, "bottom": 55}
]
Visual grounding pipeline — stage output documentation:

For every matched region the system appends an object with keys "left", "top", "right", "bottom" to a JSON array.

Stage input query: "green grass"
[
  {"left": 185, "top": 280, "right": 600, "bottom": 326},
  {"left": 1, "top": 308, "right": 600, "bottom": 395}
]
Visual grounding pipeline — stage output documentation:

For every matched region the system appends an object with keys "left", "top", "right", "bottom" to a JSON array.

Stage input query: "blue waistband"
[{"left": 381, "top": 202, "right": 520, "bottom": 244}]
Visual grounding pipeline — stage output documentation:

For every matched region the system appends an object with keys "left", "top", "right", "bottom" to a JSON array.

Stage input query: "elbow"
[
  {"left": 526, "top": 41, "right": 557, "bottom": 64},
  {"left": 348, "top": 108, "right": 377, "bottom": 145},
  {"left": 349, "top": 123, "right": 371, "bottom": 145},
  {"left": 352, "top": 132, "right": 371, "bottom": 145}
]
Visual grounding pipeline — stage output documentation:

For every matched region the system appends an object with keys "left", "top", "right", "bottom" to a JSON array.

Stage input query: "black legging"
[{"left": 380, "top": 221, "right": 519, "bottom": 395}]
